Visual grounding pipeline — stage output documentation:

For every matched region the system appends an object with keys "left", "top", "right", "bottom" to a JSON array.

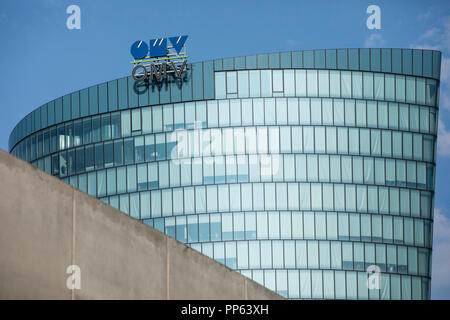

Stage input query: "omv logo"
[{"left": 130, "top": 35, "right": 188, "bottom": 59}]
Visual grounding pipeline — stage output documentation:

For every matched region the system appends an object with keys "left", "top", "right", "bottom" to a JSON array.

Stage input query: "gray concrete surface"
[{"left": 0, "top": 150, "right": 282, "bottom": 300}]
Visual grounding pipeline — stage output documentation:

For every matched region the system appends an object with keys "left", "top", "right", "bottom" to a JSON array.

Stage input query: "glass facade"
[{"left": 9, "top": 48, "right": 441, "bottom": 299}]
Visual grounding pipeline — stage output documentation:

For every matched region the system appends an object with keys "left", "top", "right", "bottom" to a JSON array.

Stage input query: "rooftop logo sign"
[{"left": 130, "top": 35, "right": 188, "bottom": 82}]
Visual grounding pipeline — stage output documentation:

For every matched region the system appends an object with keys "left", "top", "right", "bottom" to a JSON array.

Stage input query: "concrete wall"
[{"left": 0, "top": 150, "right": 282, "bottom": 300}]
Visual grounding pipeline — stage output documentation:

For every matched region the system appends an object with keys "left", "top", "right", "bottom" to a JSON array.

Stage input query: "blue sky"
[{"left": 1, "top": 0, "right": 450, "bottom": 299}]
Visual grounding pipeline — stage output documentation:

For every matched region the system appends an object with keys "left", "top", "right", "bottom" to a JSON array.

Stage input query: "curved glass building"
[{"left": 9, "top": 48, "right": 441, "bottom": 299}]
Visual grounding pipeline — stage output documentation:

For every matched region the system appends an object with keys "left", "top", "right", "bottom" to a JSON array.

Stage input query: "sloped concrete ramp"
[{"left": 0, "top": 150, "right": 282, "bottom": 300}]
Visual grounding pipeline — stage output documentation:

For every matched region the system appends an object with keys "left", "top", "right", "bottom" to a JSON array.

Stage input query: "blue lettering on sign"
[
  {"left": 149, "top": 38, "right": 167, "bottom": 57},
  {"left": 130, "top": 40, "right": 149, "bottom": 60},
  {"left": 130, "top": 35, "right": 189, "bottom": 82},
  {"left": 168, "top": 35, "right": 188, "bottom": 54},
  {"left": 130, "top": 35, "right": 188, "bottom": 59}
]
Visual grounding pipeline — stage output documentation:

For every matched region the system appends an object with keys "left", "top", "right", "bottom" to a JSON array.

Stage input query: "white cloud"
[
  {"left": 411, "top": 16, "right": 450, "bottom": 52},
  {"left": 432, "top": 241, "right": 450, "bottom": 291},
  {"left": 432, "top": 209, "right": 450, "bottom": 290},
  {"left": 286, "top": 39, "right": 302, "bottom": 48},
  {"left": 440, "top": 56, "right": 450, "bottom": 83},
  {"left": 443, "top": 17, "right": 450, "bottom": 52},
  {"left": 410, "top": 43, "right": 441, "bottom": 51},
  {"left": 420, "top": 27, "right": 440, "bottom": 41},
  {"left": 364, "top": 33, "right": 386, "bottom": 48},
  {"left": 438, "top": 119, "right": 450, "bottom": 156},
  {"left": 417, "top": 7, "right": 433, "bottom": 22},
  {"left": 440, "top": 89, "right": 450, "bottom": 110},
  {"left": 434, "top": 208, "right": 450, "bottom": 241}
]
